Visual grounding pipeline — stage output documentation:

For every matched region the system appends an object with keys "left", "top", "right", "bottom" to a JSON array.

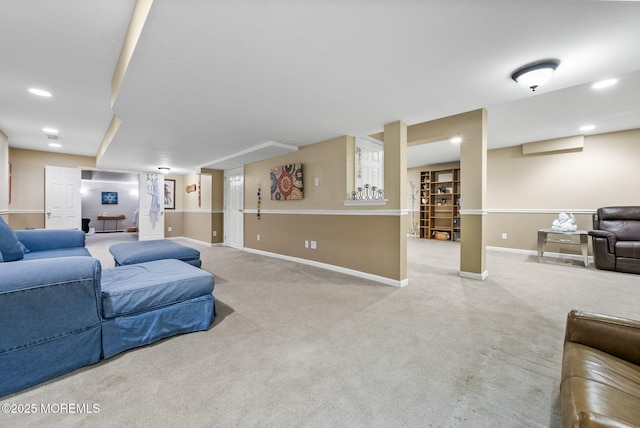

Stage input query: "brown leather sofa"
[
  {"left": 561, "top": 310, "right": 640, "bottom": 427},
  {"left": 589, "top": 206, "right": 640, "bottom": 274}
]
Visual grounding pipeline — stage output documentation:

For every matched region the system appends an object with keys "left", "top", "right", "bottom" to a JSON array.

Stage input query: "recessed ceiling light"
[
  {"left": 592, "top": 78, "right": 617, "bottom": 89},
  {"left": 580, "top": 125, "right": 596, "bottom": 132},
  {"left": 28, "top": 88, "right": 52, "bottom": 97},
  {"left": 43, "top": 127, "right": 59, "bottom": 134},
  {"left": 450, "top": 137, "right": 462, "bottom": 144},
  {"left": 48, "top": 142, "right": 62, "bottom": 148}
]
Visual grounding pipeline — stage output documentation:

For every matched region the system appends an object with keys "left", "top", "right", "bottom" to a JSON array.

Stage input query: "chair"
[{"left": 588, "top": 206, "right": 640, "bottom": 274}]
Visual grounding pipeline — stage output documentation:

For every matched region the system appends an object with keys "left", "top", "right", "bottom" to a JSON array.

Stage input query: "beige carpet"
[{"left": 2, "top": 234, "right": 639, "bottom": 427}]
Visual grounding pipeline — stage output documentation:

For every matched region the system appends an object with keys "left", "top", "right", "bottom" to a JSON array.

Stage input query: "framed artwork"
[
  {"left": 101, "top": 191, "right": 118, "bottom": 205},
  {"left": 270, "top": 163, "right": 303, "bottom": 200},
  {"left": 164, "top": 179, "right": 176, "bottom": 209}
]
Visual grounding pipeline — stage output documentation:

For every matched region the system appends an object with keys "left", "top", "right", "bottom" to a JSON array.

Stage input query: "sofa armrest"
[
  {"left": 564, "top": 310, "right": 640, "bottom": 365},
  {"left": 588, "top": 229, "right": 617, "bottom": 253},
  {"left": 15, "top": 229, "right": 86, "bottom": 252},
  {"left": 0, "top": 257, "right": 102, "bottom": 355}
]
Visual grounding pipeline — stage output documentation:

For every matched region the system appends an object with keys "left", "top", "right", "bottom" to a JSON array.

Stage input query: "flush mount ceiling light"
[
  {"left": 28, "top": 88, "right": 52, "bottom": 97},
  {"left": 42, "top": 127, "right": 59, "bottom": 134},
  {"left": 450, "top": 137, "right": 462, "bottom": 144},
  {"left": 580, "top": 124, "right": 596, "bottom": 132},
  {"left": 511, "top": 60, "right": 560, "bottom": 92}
]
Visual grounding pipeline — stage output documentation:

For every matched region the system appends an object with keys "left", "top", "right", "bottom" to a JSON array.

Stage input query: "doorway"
[
  {"left": 224, "top": 166, "right": 244, "bottom": 249},
  {"left": 79, "top": 169, "right": 140, "bottom": 235}
]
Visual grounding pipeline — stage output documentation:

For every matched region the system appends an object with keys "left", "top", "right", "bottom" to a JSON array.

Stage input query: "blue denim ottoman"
[
  {"left": 109, "top": 239, "right": 201, "bottom": 268},
  {"left": 100, "top": 259, "right": 215, "bottom": 358}
]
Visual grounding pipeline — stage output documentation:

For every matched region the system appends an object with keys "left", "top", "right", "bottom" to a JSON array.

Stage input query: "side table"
[
  {"left": 537, "top": 229, "right": 589, "bottom": 268},
  {"left": 97, "top": 215, "right": 126, "bottom": 233}
]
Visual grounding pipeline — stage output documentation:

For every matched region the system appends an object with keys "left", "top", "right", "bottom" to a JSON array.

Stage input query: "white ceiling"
[{"left": 2, "top": 1, "right": 640, "bottom": 174}]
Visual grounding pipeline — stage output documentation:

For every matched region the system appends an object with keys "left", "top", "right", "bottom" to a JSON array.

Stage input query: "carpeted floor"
[{"left": 2, "top": 234, "right": 639, "bottom": 427}]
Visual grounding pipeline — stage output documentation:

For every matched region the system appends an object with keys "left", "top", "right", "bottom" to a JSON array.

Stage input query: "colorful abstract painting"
[{"left": 270, "top": 163, "right": 303, "bottom": 200}]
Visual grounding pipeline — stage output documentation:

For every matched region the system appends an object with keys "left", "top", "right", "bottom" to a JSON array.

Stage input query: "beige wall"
[
  {"left": 245, "top": 214, "right": 403, "bottom": 279},
  {"left": 488, "top": 129, "right": 640, "bottom": 209},
  {"left": 244, "top": 135, "right": 406, "bottom": 282},
  {"left": 204, "top": 168, "right": 224, "bottom": 245},
  {"left": 486, "top": 128, "right": 640, "bottom": 253},
  {"left": 7, "top": 126, "right": 639, "bottom": 270},
  {"left": 5, "top": 148, "right": 220, "bottom": 244},
  {"left": 164, "top": 171, "right": 217, "bottom": 243},
  {"left": 246, "top": 136, "right": 352, "bottom": 211},
  {"left": 408, "top": 129, "right": 640, "bottom": 257},
  {"left": 179, "top": 172, "right": 213, "bottom": 243},
  {"left": 1, "top": 131, "right": 9, "bottom": 213},
  {"left": 7, "top": 148, "right": 96, "bottom": 229}
]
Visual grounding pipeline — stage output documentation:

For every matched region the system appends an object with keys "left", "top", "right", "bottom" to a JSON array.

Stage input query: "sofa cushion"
[
  {"left": 562, "top": 342, "right": 640, "bottom": 397},
  {"left": 100, "top": 259, "right": 214, "bottom": 319},
  {"left": 15, "top": 229, "right": 86, "bottom": 252},
  {"left": 562, "top": 342, "right": 640, "bottom": 427},
  {"left": 561, "top": 377, "right": 640, "bottom": 427},
  {"left": 109, "top": 239, "right": 201, "bottom": 267},
  {"left": 615, "top": 241, "right": 640, "bottom": 259},
  {"left": 0, "top": 216, "right": 24, "bottom": 262},
  {"left": 22, "top": 247, "right": 91, "bottom": 261}
]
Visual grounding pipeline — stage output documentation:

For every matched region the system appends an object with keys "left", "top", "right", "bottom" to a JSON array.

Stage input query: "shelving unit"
[
  {"left": 419, "top": 168, "right": 460, "bottom": 241},
  {"left": 419, "top": 171, "right": 430, "bottom": 238}
]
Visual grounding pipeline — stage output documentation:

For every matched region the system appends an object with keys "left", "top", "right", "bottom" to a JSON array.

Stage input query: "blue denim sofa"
[
  {"left": 0, "top": 257, "right": 103, "bottom": 397},
  {"left": 0, "top": 216, "right": 90, "bottom": 263},
  {"left": 0, "top": 218, "right": 215, "bottom": 398}
]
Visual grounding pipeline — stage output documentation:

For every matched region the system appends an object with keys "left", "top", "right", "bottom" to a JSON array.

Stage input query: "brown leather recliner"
[{"left": 588, "top": 206, "right": 640, "bottom": 274}]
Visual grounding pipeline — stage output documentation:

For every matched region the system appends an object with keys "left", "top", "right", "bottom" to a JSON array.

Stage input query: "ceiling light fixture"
[
  {"left": 48, "top": 143, "right": 62, "bottom": 148},
  {"left": 158, "top": 167, "right": 171, "bottom": 172},
  {"left": 511, "top": 60, "right": 560, "bottom": 92},
  {"left": 592, "top": 78, "right": 617, "bottom": 89},
  {"left": 450, "top": 137, "right": 462, "bottom": 144},
  {"left": 28, "top": 88, "right": 52, "bottom": 97},
  {"left": 43, "top": 127, "right": 59, "bottom": 134},
  {"left": 579, "top": 125, "right": 596, "bottom": 132}
]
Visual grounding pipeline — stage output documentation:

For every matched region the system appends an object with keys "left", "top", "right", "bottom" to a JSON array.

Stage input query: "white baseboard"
[
  {"left": 244, "top": 248, "right": 408, "bottom": 287},
  {"left": 487, "top": 245, "right": 593, "bottom": 263},
  {"left": 459, "top": 270, "right": 489, "bottom": 280},
  {"left": 169, "top": 236, "right": 223, "bottom": 247}
]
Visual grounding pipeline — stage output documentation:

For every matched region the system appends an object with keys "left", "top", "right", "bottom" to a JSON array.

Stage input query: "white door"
[
  {"left": 45, "top": 165, "right": 81, "bottom": 229},
  {"left": 138, "top": 173, "right": 165, "bottom": 241},
  {"left": 224, "top": 166, "right": 244, "bottom": 249}
]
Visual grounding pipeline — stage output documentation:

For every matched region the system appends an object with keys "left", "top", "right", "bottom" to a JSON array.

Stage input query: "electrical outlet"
[
  {"left": 501, "top": 233, "right": 507, "bottom": 240},
  {"left": 311, "top": 241, "right": 317, "bottom": 250},
  {"left": 168, "top": 226, "right": 172, "bottom": 232},
  {"left": 305, "top": 240, "right": 309, "bottom": 248},
  {"left": 257, "top": 234, "right": 260, "bottom": 241},
  {"left": 212, "top": 230, "right": 217, "bottom": 237}
]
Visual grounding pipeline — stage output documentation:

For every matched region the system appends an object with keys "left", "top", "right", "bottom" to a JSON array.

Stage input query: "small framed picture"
[
  {"left": 101, "top": 191, "right": 118, "bottom": 205},
  {"left": 164, "top": 179, "right": 176, "bottom": 210}
]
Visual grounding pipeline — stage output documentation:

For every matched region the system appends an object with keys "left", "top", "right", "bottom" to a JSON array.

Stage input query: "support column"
[
  {"left": 459, "top": 109, "right": 488, "bottom": 280},
  {"left": 383, "top": 121, "right": 408, "bottom": 285}
]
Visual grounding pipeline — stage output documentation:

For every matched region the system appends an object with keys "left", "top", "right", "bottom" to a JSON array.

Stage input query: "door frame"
[
  {"left": 45, "top": 165, "right": 81, "bottom": 229},
  {"left": 224, "top": 166, "right": 244, "bottom": 249}
]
